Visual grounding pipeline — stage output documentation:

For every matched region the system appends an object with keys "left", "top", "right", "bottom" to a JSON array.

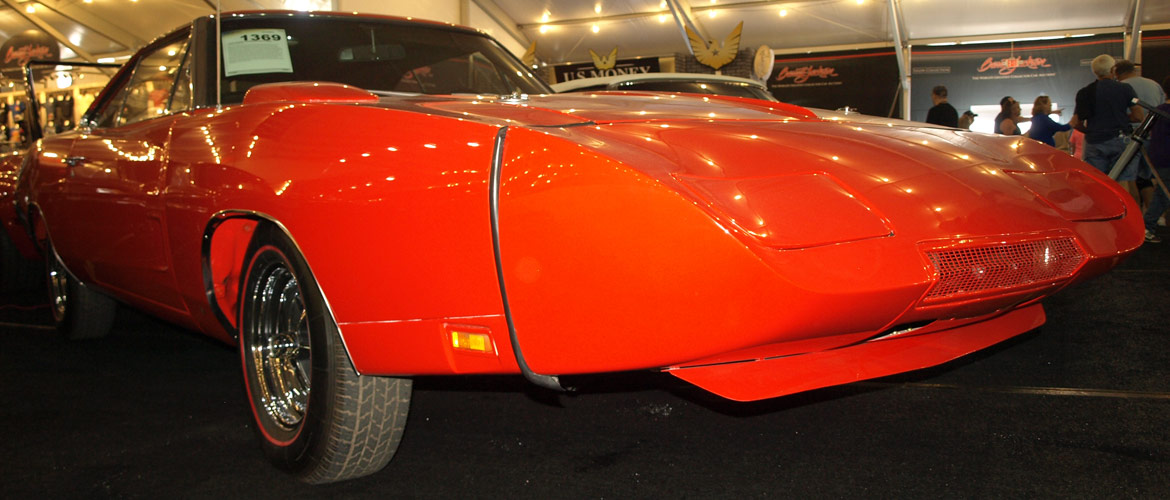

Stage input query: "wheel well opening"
[{"left": 204, "top": 216, "right": 260, "bottom": 335}]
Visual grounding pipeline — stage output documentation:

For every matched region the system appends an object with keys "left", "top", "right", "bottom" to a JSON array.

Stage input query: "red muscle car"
[{"left": 1, "top": 11, "right": 1144, "bottom": 483}]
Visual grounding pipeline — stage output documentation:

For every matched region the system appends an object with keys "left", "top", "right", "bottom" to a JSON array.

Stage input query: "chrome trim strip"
[
  {"left": 201, "top": 210, "right": 360, "bottom": 374},
  {"left": 488, "top": 126, "right": 566, "bottom": 392}
]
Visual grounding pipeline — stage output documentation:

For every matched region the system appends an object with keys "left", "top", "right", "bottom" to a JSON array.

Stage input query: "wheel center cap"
[{"left": 270, "top": 333, "right": 298, "bottom": 359}]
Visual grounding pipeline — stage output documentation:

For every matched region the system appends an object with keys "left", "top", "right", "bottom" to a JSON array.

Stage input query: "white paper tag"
[{"left": 222, "top": 29, "right": 293, "bottom": 77}]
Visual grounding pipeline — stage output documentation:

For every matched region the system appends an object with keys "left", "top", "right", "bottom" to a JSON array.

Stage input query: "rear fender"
[{"left": 201, "top": 211, "right": 353, "bottom": 372}]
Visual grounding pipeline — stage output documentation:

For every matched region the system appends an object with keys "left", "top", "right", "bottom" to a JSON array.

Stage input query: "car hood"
[
  {"left": 383, "top": 92, "right": 813, "bottom": 126},
  {"left": 376, "top": 92, "right": 1128, "bottom": 241},
  {"left": 381, "top": 93, "right": 1022, "bottom": 179}
]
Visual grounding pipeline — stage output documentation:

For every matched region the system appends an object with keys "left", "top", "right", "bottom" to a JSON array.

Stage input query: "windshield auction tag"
[{"left": 222, "top": 29, "right": 293, "bottom": 77}]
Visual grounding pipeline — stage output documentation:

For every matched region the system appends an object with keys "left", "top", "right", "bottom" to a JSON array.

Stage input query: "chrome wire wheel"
[
  {"left": 244, "top": 257, "right": 312, "bottom": 432},
  {"left": 43, "top": 237, "right": 116, "bottom": 339},
  {"left": 47, "top": 245, "right": 69, "bottom": 323},
  {"left": 238, "top": 223, "right": 411, "bottom": 483}
]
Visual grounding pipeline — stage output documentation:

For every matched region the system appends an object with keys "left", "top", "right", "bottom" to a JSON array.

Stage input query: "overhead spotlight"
[
  {"left": 539, "top": 25, "right": 548, "bottom": 33},
  {"left": 55, "top": 72, "right": 73, "bottom": 89},
  {"left": 26, "top": 4, "right": 36, "bottom": 13},
  {"left": 592, "top": 23, "right": 600, "bottom": 33},
  {"left": 594, "top": 4, "right": 601, "bottom": 14},
  {"left": 779, "top": 9, "right": 788, "bottom": 17}
]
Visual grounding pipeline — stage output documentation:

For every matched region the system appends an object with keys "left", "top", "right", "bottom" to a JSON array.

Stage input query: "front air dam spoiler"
[{"left": 667, "top": 303, "right": 1046, "bottom": 402}]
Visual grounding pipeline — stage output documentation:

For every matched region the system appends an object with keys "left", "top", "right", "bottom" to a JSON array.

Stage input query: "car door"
[{"left": 53, "top": 32, "right": 193, "bottom": 312}]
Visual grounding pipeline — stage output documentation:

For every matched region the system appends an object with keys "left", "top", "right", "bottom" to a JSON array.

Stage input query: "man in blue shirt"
[{"left": 1071, "top": 54, "right": 1142, "bottom": 199}]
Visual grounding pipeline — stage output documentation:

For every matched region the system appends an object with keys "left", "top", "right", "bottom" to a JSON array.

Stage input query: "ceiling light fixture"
[{"left": 56, "top": 72, "right": 72, "bottom": 89}]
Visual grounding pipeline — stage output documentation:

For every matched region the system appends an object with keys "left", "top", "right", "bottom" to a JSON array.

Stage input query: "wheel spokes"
[
  {"left": 247, "top": 262, "right": 312, "bottom": 430},
  {"left": 47, "top": 248, "right": 69, "bottom": 322}
]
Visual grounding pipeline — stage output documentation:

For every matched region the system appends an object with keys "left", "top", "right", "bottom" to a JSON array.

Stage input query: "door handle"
[{"left": 64, "top": 156, "right": 86, "bottom": 167}]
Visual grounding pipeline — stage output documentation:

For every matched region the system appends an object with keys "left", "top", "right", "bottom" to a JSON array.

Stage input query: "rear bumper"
[{"left": 667, "top": 303, "right": 1046, "bottom": 402}]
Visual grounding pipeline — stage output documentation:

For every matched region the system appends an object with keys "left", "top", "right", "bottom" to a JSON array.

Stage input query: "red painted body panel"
[
  {"left": 243, "top": 82, "right": 380, "bottom": 105},
  {"left": 488, "top": 106, "right": 1141, "bottom": 376},
  {"left": 1, "top": 153, "right": 38, "bottom": 259},
  {"left": 7, "top": 24, "right": 1143, "bottom": 400},
  {"left": 670, "top": 304, "right": 1048, "bottom": 402}
]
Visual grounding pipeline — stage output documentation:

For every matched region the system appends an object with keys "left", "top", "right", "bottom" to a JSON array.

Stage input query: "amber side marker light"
[{"left": 451, "top": 330, "right": 493, "bottom": 353}]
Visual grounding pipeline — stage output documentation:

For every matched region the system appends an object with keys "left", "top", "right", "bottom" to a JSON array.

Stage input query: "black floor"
[{"left": 2, "top": 227, "right": 1169, "bottom": 498}]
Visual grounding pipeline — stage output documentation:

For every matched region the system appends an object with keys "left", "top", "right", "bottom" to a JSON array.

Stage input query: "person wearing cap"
[
  {"left": 958, "top": 110, "right": 976, "bottom": 130},
  {"left": 1027, "top": 95, "right": 1071, "bottom": 147},
  {"left": 925, "top": 85, "right": 958, "bottom": 127}
]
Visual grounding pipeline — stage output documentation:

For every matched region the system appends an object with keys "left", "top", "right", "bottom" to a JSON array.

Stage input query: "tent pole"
[
  {"left": 1125, "top": 0, "right": 1146, "bottom": 63},
  {"left": 888, "top": 0, "right": 910, "bottom": 119}
]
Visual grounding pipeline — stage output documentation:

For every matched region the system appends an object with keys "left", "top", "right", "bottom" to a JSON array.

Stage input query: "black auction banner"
[
  {"left": 553, "top": 57, "right": 661, "bottom": 83},
  {"left": 767, "top": 48, "right": 901, "bottom": 117},
  {"left": 1, "top": 29, "right": 61, "bottom": 79},
  {"left": 1141, "top": 30, "right": 1170, "bottom": 89},
  {"left": 910, "top": 35, "right": 1124, "bottom": 129}
]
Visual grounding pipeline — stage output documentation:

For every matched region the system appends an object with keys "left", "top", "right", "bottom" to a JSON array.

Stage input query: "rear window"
[{"left": 217, "top": 16, "right": 549, "bottom": 103}]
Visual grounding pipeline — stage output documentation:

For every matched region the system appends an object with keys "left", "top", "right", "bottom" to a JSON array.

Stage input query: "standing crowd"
[{"left": 924, "top": 55, "right": 1170, "bottom": 244}]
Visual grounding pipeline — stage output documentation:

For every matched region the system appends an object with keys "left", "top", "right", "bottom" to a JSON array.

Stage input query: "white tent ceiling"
[
  {"left": 0, "top": 0, "right": 1168, "bottom": 66},
  {"left": 493, "top": 0, "right": 1170, "bottom": 65}
]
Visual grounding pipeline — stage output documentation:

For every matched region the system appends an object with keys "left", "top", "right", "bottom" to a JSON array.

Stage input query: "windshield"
[
  {"left": 218, "top": 16, "right": 549, "bottom": 104},
  {"left": 614, "top": 80, "right": 777, "bottom": 102}
]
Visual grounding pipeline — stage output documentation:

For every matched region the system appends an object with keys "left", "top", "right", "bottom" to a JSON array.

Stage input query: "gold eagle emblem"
[
  {"left": 589, "top": 47, "right": 618, "bottom": 70},
  {"left": 686, "top": 21, "right": 743, "bottom": 70}
]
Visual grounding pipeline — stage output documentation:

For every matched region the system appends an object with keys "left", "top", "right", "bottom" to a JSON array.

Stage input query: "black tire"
[
  {"left": 46, "top": 239, "right": 116, "bottom": 339},
  {"left": 1, "top": 227, "right": 42, "bottom": 293},
  {"left": 238, "top": 223, "right": 411, "bottom": 484}
]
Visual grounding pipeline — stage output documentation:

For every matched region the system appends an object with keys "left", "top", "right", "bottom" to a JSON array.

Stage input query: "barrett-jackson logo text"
[
  {"left": 977, "top": 56, "right": 1051, "bottom": 76},
  {"left": 774, "top": 65, "right": 839, "bottom": 84},
  {"left": 4, "top": 44, "right": 53, "bottom": 66}
]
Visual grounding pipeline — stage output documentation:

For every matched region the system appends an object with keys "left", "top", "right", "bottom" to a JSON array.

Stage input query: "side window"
[
  {"left": 114, "top": 39, "right": 190, "bottom": 126},
  {"left": 168, "top": 44, "right": 194, "bottom": 114},
  {"left": 91, "top": 81, "right": 131, "bottom": 129}
]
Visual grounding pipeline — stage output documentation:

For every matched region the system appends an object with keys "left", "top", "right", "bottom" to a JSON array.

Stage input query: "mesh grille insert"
[{"left": 925, "top": 238, "right": 1084, "bottom": 301}]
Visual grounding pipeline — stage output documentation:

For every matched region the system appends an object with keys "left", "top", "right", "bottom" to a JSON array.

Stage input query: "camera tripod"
[{"left": 1108, "top": 98, "right": 1170, "bottom": 201}]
